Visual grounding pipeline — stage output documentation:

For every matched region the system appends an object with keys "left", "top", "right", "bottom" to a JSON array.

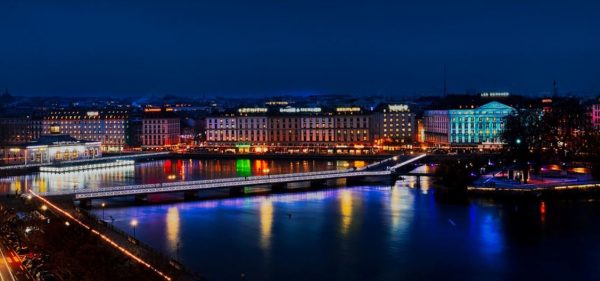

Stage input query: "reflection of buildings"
[
  {"left": 259, "top": 198, "right": 273, "bottom": 250},
  {"left": 1, "top": 125, "right": 101, "bottom": 165},
  {"left": 166, "top": 207, "right": 180, "bottom": 253},
  {"left": 339, "top": 190, "right": 353, "bottom": 235}
]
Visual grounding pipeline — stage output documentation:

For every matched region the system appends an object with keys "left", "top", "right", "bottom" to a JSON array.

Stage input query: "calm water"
[
  {"left": 4, "top": 159, "right": 600, "bottom": 280},
  {"left": 93, "top": 176, "right": 600, "bottom": 281},
  {"left": 0, "top": 158, "right": 367, "bottom": 194}
]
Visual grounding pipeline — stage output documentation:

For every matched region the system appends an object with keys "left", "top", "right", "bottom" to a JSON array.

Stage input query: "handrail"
[{"left": 74, "top": 170, "right": 392, "bottom": 199}]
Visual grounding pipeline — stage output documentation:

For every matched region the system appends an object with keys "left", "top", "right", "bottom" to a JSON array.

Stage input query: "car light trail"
[
  {"left": 28, "top": 190, "right": 172, "bottom": 281},
  {"left": 0, "top": 242, "right": 17, "bottom": 281}
]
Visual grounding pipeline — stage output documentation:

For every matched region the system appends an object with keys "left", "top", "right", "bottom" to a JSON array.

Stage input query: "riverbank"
[
  {"left": 0, "top": 152, "right": 169, "bottom": 177},
  {"left": 0, "top": 195, "right": 201, "bottom": 281}
]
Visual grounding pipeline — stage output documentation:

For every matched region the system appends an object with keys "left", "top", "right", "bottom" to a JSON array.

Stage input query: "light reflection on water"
[
  {"left": 166, "top": 207, "right": 180, "bottom": 254},
  {"left": 0, "top": 158, "right": 364, "bottom": 194},
  {"left": 90, "top": 175, "right": 600, "bottom": 281},
  {"left": 6, "top": 161, "right": 600, "bottom": 280},
  {"left": 260, "top": 198, "right": 273, "bottom": 250}
]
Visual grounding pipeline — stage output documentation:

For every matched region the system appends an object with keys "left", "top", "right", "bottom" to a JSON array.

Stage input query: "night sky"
[{"left": 1, "top": 0, "right": 599, "bottom": 97}]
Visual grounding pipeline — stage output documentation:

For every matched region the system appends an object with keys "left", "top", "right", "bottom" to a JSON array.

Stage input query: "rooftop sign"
[
  {"left": 336, "top": 107, "right": 361, "bottom": 112},
  {"left": 279, "top": 107, "right": 321, "bottom": 113},
  {"left": 388, "top": 104, "right": 409, "bottom": 112},
  {"left": 480, "top": 92, "right": 510, "bottom": 97},
  {"left": 238, "top": 108, "right": 268, "bottom": 113}
]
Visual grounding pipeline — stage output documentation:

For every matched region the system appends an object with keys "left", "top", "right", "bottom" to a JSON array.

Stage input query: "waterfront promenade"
[{"left": 470, "top": 170, "right": 600, "bottom": 192}]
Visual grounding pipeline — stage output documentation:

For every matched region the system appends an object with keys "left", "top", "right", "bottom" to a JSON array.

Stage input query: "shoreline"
[{"left": 0, "top": 195, "right": 203, "bottom": 281}]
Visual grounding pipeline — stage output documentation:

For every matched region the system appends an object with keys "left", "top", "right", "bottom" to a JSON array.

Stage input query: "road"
[{"left": 0, "top": 241, "right": 31, "bottom": 281}]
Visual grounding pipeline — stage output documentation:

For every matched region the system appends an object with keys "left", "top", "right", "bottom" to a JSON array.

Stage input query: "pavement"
[{"left": 473, "top": 170, "right": 594, "bottom": 189}]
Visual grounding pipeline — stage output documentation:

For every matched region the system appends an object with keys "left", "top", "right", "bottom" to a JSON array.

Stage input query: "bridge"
[{"left": 34, "top": 154, "right": 428, "bottom": 207}]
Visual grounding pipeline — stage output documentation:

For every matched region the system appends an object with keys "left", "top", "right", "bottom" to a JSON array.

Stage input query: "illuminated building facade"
[
  {"left": 448, "top": 101, "right": 515, "bottom": 146},
  {"left": 370, "top": 104, "right": 415, "bottom": 148},
  {"left": 592, "top": 103, "right": 600, "bottom": 130},
  {"left": 142, "top": 108, "right": 180, "bottom": 149},
  {"left": 42, "top": 110, "right": 129, "bottom": 152},
  {"left": 1, "top": 125, "right": 101, "bottom": 165},
  {"left": 423, "top": 110, "right": 450, "bottom": 147},
  {"left": 0, "top": 115, "right": 42, "bottom": 145},
  {"left": 237, "top": 116, "right": 268, "bottom": 144},
  {"left": 203, "top": 106, "right": 372, "bottom": 154},
  {"left": 424, "top": 101, "right": 515, "bottom": 148},
  {"left": 269, "top": 116, "right": 300, "bottom": 145},
  {"left": 205, "top": 115, "right": 237, "bottom": 144},
  {"left": 300, "top": 116, "right": 335, "bottom": 143},
  {"left": 334, "top": 115, "right": 370, "bottom": 143}
]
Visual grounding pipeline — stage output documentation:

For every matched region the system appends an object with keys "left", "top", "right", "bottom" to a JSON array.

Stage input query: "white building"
[{"left": 1, "top": 126, "right": 101, "bottom": 165}]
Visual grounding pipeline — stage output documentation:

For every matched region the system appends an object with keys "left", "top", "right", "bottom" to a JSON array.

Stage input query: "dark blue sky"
[{"left": 1, "top": 0, "right": 599, "bottom": 97}]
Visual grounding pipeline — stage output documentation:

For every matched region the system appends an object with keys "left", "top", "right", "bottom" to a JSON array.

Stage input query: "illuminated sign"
[
  {"left": 235, "top": 143, "right": 251, "bottom": 148},
  {"left": 238, "top": 108, "right": 268, "bottom": 113},
  {"left": 388, "top": 104, "right": 409, "bottom": 112},
  {"left": 266, "top": 101, "right": 289, "bottom": 106},
  {"left": 144, "top": 108, "right": 162, "bottom": 112},
  {"left": 336, "top": 107, "right": 361, "bottom": 112},
  {"left": 86, "top": 111, "right": 99, "bottom": 117},
  {"left": 480, "top": 92, "right": 510, "bottom": 97},
  {"left": 279, "top": 107, "right": 322, "bottom": 113}
]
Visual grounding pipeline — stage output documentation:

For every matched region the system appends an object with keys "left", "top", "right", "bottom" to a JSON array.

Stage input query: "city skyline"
[{"left": 1, "top": 0, "right": 599, "bottom": 97}]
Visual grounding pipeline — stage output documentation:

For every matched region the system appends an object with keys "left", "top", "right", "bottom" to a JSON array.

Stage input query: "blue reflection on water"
[{"left": 91, "top": 177, "right": 508, "bottom": 281}]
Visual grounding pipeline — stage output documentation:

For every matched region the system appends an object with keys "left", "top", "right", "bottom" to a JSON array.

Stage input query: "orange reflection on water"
[
  {"left": 254, "top": 160, "right": 270, "bottom": 175},
  {"left": 166, "top": 207, "right": 180, "bottom": 252},
  {"left": 340, "top": 190, "right": 353, "bottom": 235},
  {"left": 259, "top": 198, "right": 273, "bottom": 250}
]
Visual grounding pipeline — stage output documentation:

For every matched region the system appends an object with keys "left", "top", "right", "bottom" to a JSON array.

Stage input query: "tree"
[
  {"left": 435, "top": 160, "right": 472, "bottom": 192},
  {"left": 503, "top": 98, "right": 595, "bottom": 164}
]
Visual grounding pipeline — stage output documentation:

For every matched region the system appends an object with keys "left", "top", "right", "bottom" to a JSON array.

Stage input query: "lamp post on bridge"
[
  {"left": 101, "top": 202, "right": 106, "bottom": 221},
  {"left": 131, "top": 219, "right": 138, "bottom": 238}
]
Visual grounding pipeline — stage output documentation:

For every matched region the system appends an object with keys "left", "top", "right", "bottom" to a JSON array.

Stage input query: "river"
[{"left": 3, "top": 158, "right": 600, "bottom": 280}]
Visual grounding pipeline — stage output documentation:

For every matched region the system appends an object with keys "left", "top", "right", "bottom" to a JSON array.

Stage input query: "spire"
[{"left": 552, "top": 80, "right": 558, "bottom": 97}]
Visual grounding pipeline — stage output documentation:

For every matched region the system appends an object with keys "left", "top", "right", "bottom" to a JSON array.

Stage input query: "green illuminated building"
[{"left": 448, "top": 101, "right": 516, "bottom": 146}]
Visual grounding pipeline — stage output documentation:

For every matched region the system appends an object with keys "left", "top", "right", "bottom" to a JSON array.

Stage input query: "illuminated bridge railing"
[
  {"left": 74, "top": 170, "right": 393, "bottom": 199},
  {"left": 39, "top": 154, "right": 424, "bottom": 198},
  {"left": 390, "top": 154, "right": 427, "bottom": 172},
  {"left": 356, "top": 155, "right": 400, "bottom": 171},
  {"left": 39, "top": 168, "right": 357, "bottom": 197}
]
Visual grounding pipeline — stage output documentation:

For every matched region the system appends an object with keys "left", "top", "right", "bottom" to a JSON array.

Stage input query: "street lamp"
[
  {"left": 130, "top": 219, "right": 138, "bottom": 238},
  {"left": 40, "top": 204, "right": 48, "bottom": 211},
  {"left": 101, "top": 202, "right": 106, "bottom": 220},
  {"left": 516, "top": 138, "right": 522, "bottom": 145}
]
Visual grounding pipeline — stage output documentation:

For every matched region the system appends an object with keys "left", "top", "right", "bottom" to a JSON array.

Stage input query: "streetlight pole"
[
  {"left": 131, "top": 219, "right": 138, "bottom": 238},
  {"left": 101, "top": 202, "right": 106, "bottom": 221}
]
